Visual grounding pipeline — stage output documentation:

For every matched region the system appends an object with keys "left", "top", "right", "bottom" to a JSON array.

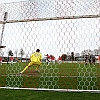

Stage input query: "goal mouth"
[{"left": 0, "top": 46, "right": 6, "bottom": 48}]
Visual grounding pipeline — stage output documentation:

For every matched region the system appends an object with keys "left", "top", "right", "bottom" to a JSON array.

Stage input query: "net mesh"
[{"left": 0, "top": 0, "right": 100, "bottom": 91}]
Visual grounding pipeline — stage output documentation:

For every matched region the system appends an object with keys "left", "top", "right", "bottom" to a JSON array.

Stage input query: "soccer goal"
[{"left": 0, "top": 0, "right": 100, "bottom": 93}]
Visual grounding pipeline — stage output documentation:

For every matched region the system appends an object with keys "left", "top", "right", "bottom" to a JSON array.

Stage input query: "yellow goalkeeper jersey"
[{"left": 30, "top": 52, "right": 42, "bottom": 63}]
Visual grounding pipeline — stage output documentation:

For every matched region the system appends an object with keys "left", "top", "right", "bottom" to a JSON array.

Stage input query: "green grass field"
[
  {"left": 1, "top": 88, "right": 100, "bottom": 100},
  {"left": 0, "top": 62, "right": 100, "bottom": 90},
  {"left": 0, "top": 62, "right": 100, "bottom": 100}
]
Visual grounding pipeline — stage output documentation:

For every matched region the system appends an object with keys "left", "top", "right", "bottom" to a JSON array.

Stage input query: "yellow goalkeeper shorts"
[{"left": 28, "top": 61, "right": 41, "bottom": 66}]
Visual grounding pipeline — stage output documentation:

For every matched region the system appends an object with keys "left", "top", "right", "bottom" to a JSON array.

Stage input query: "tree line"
[
  {"left": 61, "top": 48, "right": 100, "bottom": 61},
  {"left": 0, "top": 47, "right": 100, "bottom": 62}
]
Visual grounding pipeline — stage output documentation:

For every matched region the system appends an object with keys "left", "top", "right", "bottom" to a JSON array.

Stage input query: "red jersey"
[
  {"left": 58, "top": 56, "right": 62, "bottom": 60},
  {"left": 10, "top": 56, "right": 14, "bottom": 61},
  {"left": 98, "top": 55, "right": 100, "bottom": 61},
  {"left": 0, "top": 57, "right": 2, "bottom": 61},
  {"left": 47, "top": 55, "right": 50, "bottom": 59},
  {"left": 45, "top": 54, "right": 50, "bottom": 59},
  {"left": 51, "top": 56, "right": 55, "bottom": 60}
]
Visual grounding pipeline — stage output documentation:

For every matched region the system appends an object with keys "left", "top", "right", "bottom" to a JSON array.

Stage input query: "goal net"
[{"left": 0, "top": 0, "right": 100, "bottom": 92}]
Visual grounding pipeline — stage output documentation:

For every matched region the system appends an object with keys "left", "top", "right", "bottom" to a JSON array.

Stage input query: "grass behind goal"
[{"left": 0, "top": 62, "right": 100, "bottom": 90}]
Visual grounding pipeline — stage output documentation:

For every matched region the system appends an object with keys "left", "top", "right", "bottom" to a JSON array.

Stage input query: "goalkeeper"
[{"left": 20, "top": 49, "right": 42, "bottom": 74}]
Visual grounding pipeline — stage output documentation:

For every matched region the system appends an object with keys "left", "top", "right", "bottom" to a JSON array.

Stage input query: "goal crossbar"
[{"left": 0, "top": 14, "right": 100, "bottom": 24}]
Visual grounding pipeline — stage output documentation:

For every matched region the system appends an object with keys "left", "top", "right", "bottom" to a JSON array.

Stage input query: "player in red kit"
[
  {"left": 98, "top": 55, "right": 100, "bottom": 65},
  {"left": 45, "top": 54, "right": 51, "bottom": 65},
  {"left": 51, "top": 56, "right": 55, "bottom": 63},
  {"left": 10, "top": 55, "right": 14, "bottom": 64},
  {"left": 0, "top": 56, "right": 2, "bottom": 65},
  {"left": 57, "top": 56, "right": 62, "bottom": 64}
]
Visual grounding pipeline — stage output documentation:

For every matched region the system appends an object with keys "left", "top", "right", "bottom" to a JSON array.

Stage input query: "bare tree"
[
  {"left": 81, "top": 49, "right": 92, "bottom": 56},
  {"left": 75, "top": 53, "right": 80, "bottom": 57},
  {"left": 19, "top": 48, "right": 25, "bottom": 61},
  {"left": 15, "top": 50, "right": 18, "bottom": 58},
  {"left": 94, "top": 49, "right": 99, "bottom": 55},
  {"left": 0, "top": 49, "right": 4, "bottom": 56}
]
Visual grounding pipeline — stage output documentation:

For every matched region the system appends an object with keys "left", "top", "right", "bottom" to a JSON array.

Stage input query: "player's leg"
[
  {"left": 35, "top": 62, "right": 41, "bottom": 72},
  {"left": 53, "top": 60, "right": 55, "bottom": 63},
  {"left": 46, "top": 59, "right": 49, "bottom": 65},
  {"left": 11, "top": 60, "right": 13, "bottom": 64},
  {"left": 35, "top": 65, "right": 40, "bottom": 72},
  {"left": 46, "top": 58, "right": 50, "bottom": 65},
  {"left": 20, "top": 62, "right": 34, "bottom": 74},
  {"left": 0, "top": 61, "right": 2, "bottom": 65},
  {"left": 12, "top": 60, "right": 13, "bottom": 64},
  {"left": 59, "top": 60, "right": 62, "bottom": 64},
  {"left": 85, "top": 60, "right": 87, "bottom": 65}
]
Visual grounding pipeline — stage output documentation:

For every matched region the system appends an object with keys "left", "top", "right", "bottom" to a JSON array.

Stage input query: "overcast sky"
[{"left": 0, "top": 0, "right": 25, "bottom": 3}]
